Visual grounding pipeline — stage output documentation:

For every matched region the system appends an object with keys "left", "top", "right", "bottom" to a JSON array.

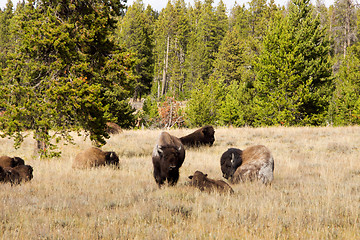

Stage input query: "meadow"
[{"left": 0, "top": 126, "right": 359, "bottom": 239}]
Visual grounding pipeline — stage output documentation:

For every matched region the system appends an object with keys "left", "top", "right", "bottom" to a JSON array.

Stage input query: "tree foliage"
[
  {"left": 254, "top": 0, "right": 333, "bottom": 126},
  {"left": 0, "top": 0, "right": 134, "bottom": 157}
]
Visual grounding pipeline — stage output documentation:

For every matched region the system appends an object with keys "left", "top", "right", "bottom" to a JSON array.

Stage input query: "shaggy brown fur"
[
  {"left": 179, "top": 125, "right": 215, "bottom": 147},
  {"left": 11, "top": 165, "right": 33, "bottom": 182},
  {"left": 222, "top": 145, "right": 274, "bottom": 185},
  {"left": 106, "top": 122, "right": 123, "bottom": 134},
  {"left": 188, "top": 171, "right": 234, "bottom": 194},
  {"left": 72, "top": 147, "right": 119, "bottom": 169},
  {"left": 0, "top": 166, "right": 21, "bottom": 185},
  {"left": 0, "top": 156, "right": 25, "bottom": 168},
  {"left": 152, "top": 132, "right": 185, "bottom": 187}
]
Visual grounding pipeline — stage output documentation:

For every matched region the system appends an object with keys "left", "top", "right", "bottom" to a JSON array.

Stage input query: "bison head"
[
  {"left": 202, "top": 125, "right": 215, "bottom": 146},
  {"left": 188, "top": 170, "right": 208, "bottom": 189},
  {"left": 155, "top": 144, "right": 183, "bottom": 173},
  {"left": 105, "top": 152, "right": 119, "bottom": 166},
  {"left": 12, "top": 157, "right": 25, "bottom": 167},
  {"left": 220, "top": 148, "right": 243, "bottom": 179}
]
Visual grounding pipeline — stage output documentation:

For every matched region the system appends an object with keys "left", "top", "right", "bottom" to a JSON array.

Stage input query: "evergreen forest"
[{"left": 0, "top": 0, "right": 359, "bottom": 156}]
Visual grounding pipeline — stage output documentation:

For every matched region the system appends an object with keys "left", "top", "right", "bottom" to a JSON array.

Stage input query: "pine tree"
[
  {"left": 185, "top": 0, "right": 227, "bottom": 90},
  {"left": 254, "top": 0, "right": 333, "bottom": 126},
  {"left": 329, "top": 40, "right": 360, "bottom": 125},
  {"left": 115, "top": 0, "right": 155, "bottom": 99},
  {"left": 0, "top": 0, "right": 14, "bottom": 73},
  {"left": 218, "top": 81, "right": 255, "bottom": 126},
  {"left": 185, "top": 76, "right": 224, "bottom": 126},
  {"left": 153, "top": 0, "right": 189, "bottom": 98},
  {"left": 0, "top": 0, "right": 134, "bottom": 157}
]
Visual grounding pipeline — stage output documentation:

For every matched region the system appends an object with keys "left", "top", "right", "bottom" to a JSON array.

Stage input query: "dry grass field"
[{"left": 1, "top": 127, "right": 359, "bottom": 239}]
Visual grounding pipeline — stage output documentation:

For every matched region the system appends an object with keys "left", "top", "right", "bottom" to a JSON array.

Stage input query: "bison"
[
  {"left": 188, "top": 170, "right": 234, "bottom": 194},
  {"left": 0, "top": 155, "right": 25, "bottom": 168},
  {"left": 152, "top": 132, "right": 185, "bottom": 187},
  {"left": 0, "top": 164, "right": 33, "bottom": 185},
  {"left": 11, "top": 165, "right": 33, "bottom": 182},
  {"left": 72, "top": 147, "right": 119, "bottom": 169},
  {"left": 179, "top": 125, "right": 215, "bottom": 147},
  {"left": 220, "top": 145, "right": 274, "bottom": 185},
  {"left": 106, "top": 122, "right": 123, "bottom": 134},
  {"left": 0, "top": 166, "right": 20, "bottom": 184}
]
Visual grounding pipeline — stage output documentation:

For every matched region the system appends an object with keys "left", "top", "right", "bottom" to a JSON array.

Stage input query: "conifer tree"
[
  {"left": 254, "top": 0, "right": 333, "bottom": 126},
  {"left": 0, "top": 0, "right": 14, "bottom": 73},
  {"left": 0, "top": 0, "right": 134, "bottom": 157},
  {"left": 329, "top": 41, "right": 360, "bottom": 125},
  {"left": 218, "top": 81, "right": 255, "bottom": 126},
  {"left": 153, "top": 0, "right": 189, "bottom": 98},
  {"left": 185, "top": 0, "right": 227, "bottom": 89},
  {"left": 185, "top": 76, "right": 224, "bottom": 126},
  {"left": 116, "top": 0, "right": 155, "bottom": 99}
]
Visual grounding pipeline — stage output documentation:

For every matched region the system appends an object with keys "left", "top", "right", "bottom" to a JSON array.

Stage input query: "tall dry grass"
[{"left": 0, "top": 127, "right": 359, "bottom": 239}]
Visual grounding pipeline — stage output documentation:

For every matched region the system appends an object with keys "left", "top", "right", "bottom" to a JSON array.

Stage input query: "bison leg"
[
  {"left": 167, "top": 168, "right": 179, "bottom": 186},
  {"left": 153, "top": 165, "right": 165, "bottom": 187}
]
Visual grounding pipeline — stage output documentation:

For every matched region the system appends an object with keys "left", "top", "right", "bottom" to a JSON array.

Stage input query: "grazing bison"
[
  {"left": 0, "top": 165, "right": 33, "bottom": 185},
  {"left": 72, "top": 147, "right": 119, "bottom": 169},
  {"left": 11, "top": 165, "right": 33, "bottom": 182},
  {"left": 179, "top": 125, "right": 215, "bottom": 147},
  {"left": 188, "top": 170, "right": 234, "bottom": 194},
  {"left": 220, "top": 145, "right": 274, "bottom": 185},
  {"left": 0, "top": 155, "right": 25, "bottom": 168},
  {"left": 0, "top": 166, "right": 21, "bottom": 185},
  {"left": 152, "top": 132, "right": 185, "bottom": 187}
]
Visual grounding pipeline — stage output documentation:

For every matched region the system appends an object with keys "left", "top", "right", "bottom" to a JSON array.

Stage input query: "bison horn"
[
  {"left": 157, "top": 145, "right": 163, "bottom": 154},
  {"left": 231, "top": 153, "right": 235, "bottom": 165},
  {"left": 178, "top": 145, "right": 182, "bottom": 151}
]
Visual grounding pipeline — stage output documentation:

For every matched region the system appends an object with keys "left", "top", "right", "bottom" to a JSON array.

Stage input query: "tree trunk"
[{"left": 161, "top": 35, "right": 170, "bottom": 96}]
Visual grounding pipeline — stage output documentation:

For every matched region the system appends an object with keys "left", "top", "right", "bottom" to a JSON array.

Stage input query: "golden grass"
[{"left": 1, "top": 127, "right": 359, "bottom": 239}]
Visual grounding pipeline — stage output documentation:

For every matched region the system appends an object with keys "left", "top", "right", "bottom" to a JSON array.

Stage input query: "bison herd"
[
  {"left": 152, "top": 125, "right": 275, "bottom": 194},
  {"left": 1, "top": 125, "right": 275, "bottom": 194}
]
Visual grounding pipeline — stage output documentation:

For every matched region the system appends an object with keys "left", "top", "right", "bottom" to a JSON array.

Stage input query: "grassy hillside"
[{"left": 1, "top": 127, "right": 359, "bottom": 239}]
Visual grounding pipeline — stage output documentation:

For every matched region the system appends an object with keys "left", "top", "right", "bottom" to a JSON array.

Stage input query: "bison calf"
[
  {"left": 179, "top": 125, "right": 215, "bottom": 147},
  {"left": 188, "top": 171, "right": 234, "bottom": 194},
  {"left": 72, "top": 147, "right": 119, "bottom": 169},
  {"left": 0, "top": 155, "right": 25, "bottom": 168},
  {"left": 152, "top": 132, "right": 185, "bottom": 187},
  {"left": 220, "top": 145, "right": 274, "bottom": 185}
]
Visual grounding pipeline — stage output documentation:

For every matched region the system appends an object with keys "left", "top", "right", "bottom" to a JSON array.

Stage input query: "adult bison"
[
  {"left": 152, "top": 132, "right": 185, "bottom": 187},
  {"left": 11, "top": 165, "right": 33, "bottom": 182},
  {"left": 179, "top": 125, "right": 215, "bottom": 147},
  {"left": 0, "top": 165, "right": 33, "bottom": 185},
  {"left": 0, "top": 166, "right": 20, "bottom": 185},
  {"left": 72, "top": 147, "right": 119, "bottom": 169},
  {"left": 0, "top": 156, "right": 25, "bottom": 168},
  {"left": 220, "top": 145, "right": 274, "bottom": 185},
  {"left": 188, "top": 170, "right": 234, "bottom": 194}
]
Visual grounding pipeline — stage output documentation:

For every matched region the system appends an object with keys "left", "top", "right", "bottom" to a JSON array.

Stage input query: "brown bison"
[
  {"left": 0, "top": 155, "right": 25, "bottom": 168},
  {"left": 152, "top": 132, "right": 185, "bottom": 187},
  {"left": 0, "top": 166, "right": 20, "bottom": 185},
  {"left": 220, "top": 145, "right": 274, "bottom": 185},
  {"left": 179, "top": 125, "right": 215, "bottom": 147},
  {"left": 72, "top": 147, "right": 119, "bottom": 169},
  {"left": 106, "top": 122, "right": 123, "bottom": 134},
  {"left": 188, "top": 171, "right": 234, "bottom": 194},
  {"left": 0, "top": 165, "right": 33, "bottom": 185},
  {"left": 11, "top": 165, "right": 33, "bottom": 182}
]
